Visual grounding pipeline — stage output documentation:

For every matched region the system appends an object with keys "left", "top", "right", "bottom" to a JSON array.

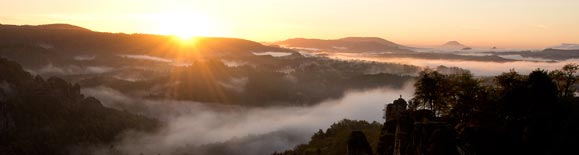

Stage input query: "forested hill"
[
  {"left": 0, "top": 24, "right": 295, "bottom": 61},
  {"left": 272, "top": 119, "right": 382, "bottom": 155},
  {"left": 0, "top": 58, "right": 158, "bottom": 155},
  {"left": 276, "top": 64, "right": 579, "bottom": 155}
]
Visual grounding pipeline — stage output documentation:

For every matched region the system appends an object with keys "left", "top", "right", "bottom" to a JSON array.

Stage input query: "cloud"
[
  {"left": 74, "top": 55, "right": 96, "bottom": 61},
  {"left": 31, "top": 64, "right": 114, "bottom": 76},
  {"left": 120, "top": 54, "right": 173, "bottom": 63},
  {"left": 532, "top": 24, "right": 549, "bottom": 30}
]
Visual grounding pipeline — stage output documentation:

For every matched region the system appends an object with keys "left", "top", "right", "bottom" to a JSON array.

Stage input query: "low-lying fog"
[
  {"left": 327, "top": 53, "right": 579, "bottom": 76},
  {"left": 81, "top": 82, "right": 414, "bottom": 155},
  {"left": 40, "top": 50, "right": 579, "bottom": 155}
]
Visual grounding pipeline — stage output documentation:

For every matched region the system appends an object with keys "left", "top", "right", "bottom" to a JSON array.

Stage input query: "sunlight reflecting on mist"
[{"left": 81, "top": 82, "right": 414, "bottom": 155}]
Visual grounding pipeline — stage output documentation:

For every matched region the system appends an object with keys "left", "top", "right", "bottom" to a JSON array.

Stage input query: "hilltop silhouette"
[
  {"left": 275, "top": 37, "right": 413, "bottom": 53},
  {"left": 438, "top": 41, "right": 470, "bottom": 50},
  {"left": 0, "top": 23, "right": 295, "bottom": 61}
]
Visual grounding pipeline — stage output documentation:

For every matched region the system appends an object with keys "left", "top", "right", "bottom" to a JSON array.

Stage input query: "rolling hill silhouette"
[
  {"left": 275, "top": 37, "right": 413, "bottom": 53},
  {"left": 0, "top": 24, "right": 295, "bottom": 59}
]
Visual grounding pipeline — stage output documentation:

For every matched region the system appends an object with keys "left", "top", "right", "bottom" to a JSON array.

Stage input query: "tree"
[
  {"left": 495, "top": 69, "right": 525, "bottom": 94},
  {"left": 412, "top": 68, "right": 451, "bottom": 115},
  {"left": 550, "top": 63, "right": 579, "bottom": 98},
  {"left": 494, "top": 69, "right": 530, "bottom": 121},
  {"left": 447, "top": 72, "right": 488, "bottom": 122},
  {"left": 524, "top": 69, "right": 560, "bottom": 122},
  {"left": 413, "top": 69, "right": 487, "bottom": 121}
]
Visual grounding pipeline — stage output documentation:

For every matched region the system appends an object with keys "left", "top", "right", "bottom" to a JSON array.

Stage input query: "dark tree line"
[{"left": 410, "top": 64, "right": 579, "bottom": 154}]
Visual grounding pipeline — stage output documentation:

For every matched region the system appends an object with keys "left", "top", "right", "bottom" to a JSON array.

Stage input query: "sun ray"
[{"left": 154, "top": 10, "right": 215, "bottom": 40}]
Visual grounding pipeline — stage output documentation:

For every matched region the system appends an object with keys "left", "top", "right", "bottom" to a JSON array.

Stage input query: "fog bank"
[
  {"left": 328, "top": 53, "right": 579, "bottom": 76},
  {"left": 81, "top": 82, "right": 414, "bottom": 155}
]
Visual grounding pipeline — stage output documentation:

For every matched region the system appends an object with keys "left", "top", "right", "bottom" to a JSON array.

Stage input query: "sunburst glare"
[{"left": 155, "top": 10, "right": 215, "bottom": 40}]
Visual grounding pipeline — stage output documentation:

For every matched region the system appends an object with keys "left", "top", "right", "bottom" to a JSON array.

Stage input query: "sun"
[{"left": 155, "top": 11, "right": 215, "bottom": 40}]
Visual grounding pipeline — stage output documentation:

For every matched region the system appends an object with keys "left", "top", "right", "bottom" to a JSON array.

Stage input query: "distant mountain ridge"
[
  {"left": 0, "top": 23, "right": 91, "bottom": 31},
  {"left": 548, "top": 43, "right": 579, "bottom": 50},
  {"left": 37, "top": 24, "right": 92, "bottom": 31},
  {"left": 337, "top": 37, "right": 401, "bottom": 47},
  {"left": 0, "top": 23, "right": 295, "bottom": 59},
  {"left": 275, "top": 37, "right": 413, "bottom": 53},
  {"left": 439, "top": 41, "right": 470, "bottom": 50}
]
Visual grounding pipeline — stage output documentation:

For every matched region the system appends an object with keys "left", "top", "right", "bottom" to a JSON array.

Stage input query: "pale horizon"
[{"left": 2, "top": 0, "right": 578, "bottom": 49}]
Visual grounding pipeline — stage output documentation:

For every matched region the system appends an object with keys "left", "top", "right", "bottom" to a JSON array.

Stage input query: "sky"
[{"left": 1, "top": 0, "right": 578, "bottom": 49}]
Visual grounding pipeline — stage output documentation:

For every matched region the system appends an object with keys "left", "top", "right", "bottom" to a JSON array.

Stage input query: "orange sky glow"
[{"left": 1, "top": 0, "right": 578, "bottom": 49}]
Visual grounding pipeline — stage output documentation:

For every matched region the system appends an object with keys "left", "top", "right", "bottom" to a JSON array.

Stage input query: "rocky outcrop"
[
  {"left": 377, "top": 98, "right": 459, "bottom": 155},
  {"left": 0, "top": 58, "right": 158, "bottom": 155}
]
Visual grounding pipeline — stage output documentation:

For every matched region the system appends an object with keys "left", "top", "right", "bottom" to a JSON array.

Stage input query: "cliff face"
[{"left": 377, "top": 98, "right": 458, "bottom": 155}]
